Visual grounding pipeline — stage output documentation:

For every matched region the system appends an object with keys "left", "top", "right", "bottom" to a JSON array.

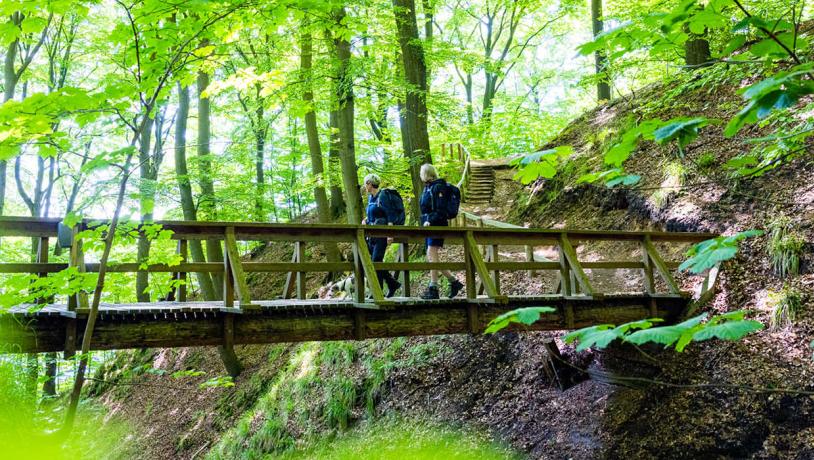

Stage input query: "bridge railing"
[{"left": 0, "top": 216, "right": 717, "bottom": 313}]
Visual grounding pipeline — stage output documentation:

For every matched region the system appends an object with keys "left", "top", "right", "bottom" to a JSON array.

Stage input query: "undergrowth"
[
  {"left": 768, "top": 215, "right": 804, "bottom": 278},
  {"left": 769, "top": 285, "right": 803, "bottom": 330}
]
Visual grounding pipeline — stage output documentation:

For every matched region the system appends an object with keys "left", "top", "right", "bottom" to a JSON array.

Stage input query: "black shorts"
[{"left": 425, "top": 220, "right": 448, "bottom": 248}]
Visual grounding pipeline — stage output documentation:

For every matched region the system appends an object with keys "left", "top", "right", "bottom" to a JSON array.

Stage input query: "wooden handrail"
[{"left": 0, "top": 216, "right": 716, "bottom": 310}]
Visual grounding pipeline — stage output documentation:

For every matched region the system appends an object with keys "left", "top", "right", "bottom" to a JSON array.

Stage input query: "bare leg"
[{"left": 427, "top": 245, "right": 455, "bottom": 282}]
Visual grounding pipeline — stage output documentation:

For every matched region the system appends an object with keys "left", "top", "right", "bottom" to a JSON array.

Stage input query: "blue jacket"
[
  {"left": 366, "top": 192, "right": 387, "bottom": 225},
  {"left": 420, "top": 179, "right": 448, "bottom": 225}
]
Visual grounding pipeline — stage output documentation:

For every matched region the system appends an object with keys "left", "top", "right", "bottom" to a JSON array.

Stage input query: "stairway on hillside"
[{"left": 464, "top": 164, "right": 495, "bottom": 204}]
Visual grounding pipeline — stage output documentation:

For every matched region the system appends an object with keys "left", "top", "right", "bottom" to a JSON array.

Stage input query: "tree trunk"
[
  {"left": 591, "top": 0, "right": 611, "bottom": 100},
  {"left": 328, "top": 110, "right": 345, "bottom": 219},
  {"left": 254, "top": 88, "right": 265, "bottom": 221},
  {"left": 43, "top": 353, "right": 57, "bottom": 397},
  {"left": 1, "top": 20, "right": 19, "bottom": 216},
  {"left": 331, "top": 7, "right": 362, "bottom": 225},
  {"left": 301, "top": 26, "right": 342, "bottom": 267},
  {"left": 197, "top": 72, "right": 224, "bottom": 299},
  {"left": 685, "top": 36, "right": 711, "bottom": 68},
  {"left": 393, "top": 0, "right": 433, "bottom": 222},
  {"left": 136, "top": 116, "right": 155, "bottom": 302},
  {"left": 175, "top": 83, "right": 216, "bottom": 300}
]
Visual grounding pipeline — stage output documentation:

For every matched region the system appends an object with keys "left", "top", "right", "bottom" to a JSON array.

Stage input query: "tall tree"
[
  {"left": 591, "top": 0, "right": 611, "bottom": 100},
  {"left": 197, "top": 71, "right": 225, "bottom": 298},
  {"left": 300, "top": 23, "right": 341, "bottom": 266},
  {"left": 175, "top": 82, "right": 217, "bottom": 300},
  {"left": 393, "top": 0, "right": 432, "bottom": 220},
  {"left": 330, "top": 6, "right": 362, "bottom": 224}
]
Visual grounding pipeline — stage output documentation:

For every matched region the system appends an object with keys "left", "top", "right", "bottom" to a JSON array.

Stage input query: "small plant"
[
  {"left": 768, "top": 215, "right": 804, "bottom": 278},
  {"left": 696, "top": 152, "right": 716, "bottom": 170},
  {"left": 768, "top": 285, "right": 803, "bottom": 330}
]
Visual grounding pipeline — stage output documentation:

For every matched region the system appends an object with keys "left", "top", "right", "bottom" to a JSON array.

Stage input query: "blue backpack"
[
  {"left": 431, "top": 182, "right": 461, "bottom": 220},
  {"left": 377, "top": 188, "right": 406, "bottom": 225}
]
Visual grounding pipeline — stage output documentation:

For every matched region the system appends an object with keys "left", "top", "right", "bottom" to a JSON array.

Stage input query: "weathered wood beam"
[
  {"left": 643, "top": 235, "right": 681, "bottom": 294},
  {"left": 224, "top": 227, "right": 257, "bottom": 310},
  {"left": 558, "top": 233, "right": 594, "bottom": 296},
  {"left": 464, "top": 231, "right": 504, "bottom": 302}
]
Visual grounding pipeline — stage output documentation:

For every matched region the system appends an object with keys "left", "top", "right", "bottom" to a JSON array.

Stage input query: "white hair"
[
  {"left": 363, "top": 173, "right": 381, "bottom": 187},
  {"left": 419, "top": 163, "right": 438, "bottom": 182}
]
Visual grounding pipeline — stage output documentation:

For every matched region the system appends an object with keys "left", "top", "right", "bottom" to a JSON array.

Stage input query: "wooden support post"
[
  {"left": 283, "top": 250, "right": 297, "bottom": 299},
  {"left": 464, "top": 231, "right": 504, "bottom": 301},
  {"left": 218, "top": 314, "right": 242, "bottom": 377},
  {"left": 488, "top": 244, "right": 500, "bottom": 295},
  {"left": 457, "top": 143, "right": 463, "bottom": 161},
  {"left": 441, "top": 143, "right": 447, "bottom": 159},
  {"left": 224, "top": 227, "right": 256, "bottom": 309},
  {"left": 467, "top": 304, "right": 479, "bottom": 333},
  {"left": 399, "top": 242, "right": 410, "bottom": 298},
  {"left": 641, "top": 239, "right": 655, "bottom": 295},
  {"left": 295, "top": 241, "right": 306, "bottom": 300},
  {"left": 525, "top": 245, "right": 536, "bottom": 277},
  {"left": 558, "top": 233, "right": 594, "bottom": 296},
  {"left": 354, "top": 229, "right": 385, "bottom": 304},
  {"left": 352, "top": 234, "right": 365, "bottom": 304},
  {"left": 36, "top": 237, "right": 49, "bottom": 305},
  {"left": 462, "top": 231, "right": 477, "bottom": 300},
  {"left": 353, "top": 310, "right": 366, "bottom": 340},
  {"left": 176, "top": 239, "right": 188, "bottom": 302},
  {"left": 642, "top": 235, "right": 680, "bottom": 294},
  {"left": 558, "top": 245, "right": 572, "bottom": 296},
  {"left": 68, "top": 226, "right": 88, "bottom": 312},
  {"left": 63, "top": 319, "right": 76, "bottom": 360}
]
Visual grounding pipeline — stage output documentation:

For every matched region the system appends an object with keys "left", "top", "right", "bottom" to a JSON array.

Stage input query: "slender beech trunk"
[
  {"left": 136, "top": 117, "right": 155, "bottom": 302},
  {"left": 254, "top": 84, "right": 266, "bottom": 220},
  {"left": 301, "top": 26, "right": 341, "bottom": 266},
  {"left": 331, "top": 7, "right": 362, "bottom": 224},
  {"left": 591, "top": 0, "right": 611, "bottom": 100},
  {"left": 393, "top": 0, "right": 432, "bottom": 221},
  {"left": 175, "top": 83, "right": 216, "bottom": 300},
  {"left": 328, "top": 110, "right": 345, "bottom": 218},
  {"left": 197, "top": 72, "right": 224, "bottom": 298}
]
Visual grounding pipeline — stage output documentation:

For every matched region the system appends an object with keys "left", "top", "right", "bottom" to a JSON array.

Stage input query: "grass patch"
[
  {"left": 276, "top": 418, "right": 522, "bottom": 460},
  {"left": 769, "top": 285, "right": 803, "bottom": 330},
  {"left": 768, "top": 215, "right": 804, "bottom": 278}
]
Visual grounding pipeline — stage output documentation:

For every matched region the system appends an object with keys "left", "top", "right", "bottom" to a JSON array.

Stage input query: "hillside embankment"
[{"left": 92, "top": 63, "right": 814, "bottom": 459}]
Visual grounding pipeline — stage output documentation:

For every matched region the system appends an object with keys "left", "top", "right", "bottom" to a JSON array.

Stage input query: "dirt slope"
[{"left": 94, "top": 63, "right": 814, "bottom": 459}]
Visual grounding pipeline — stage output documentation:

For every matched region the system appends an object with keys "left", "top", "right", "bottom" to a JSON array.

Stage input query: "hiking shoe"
[
  {"left": 386, "top": 279, "right": 402, "bottom": 298},
  {"left": 448, "top": 279, "right": 464, "bottom": 298},
  {"left": 420, "top": 285, "right": 440, "bottom": 300}
]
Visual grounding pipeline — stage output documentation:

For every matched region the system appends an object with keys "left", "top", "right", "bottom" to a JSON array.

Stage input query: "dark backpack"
[
  {"left": 377, "top": 188, "right": 406, "bottom": 225},
  {"left": 431, "top": 182, "right": 461, "bottom": 220}
]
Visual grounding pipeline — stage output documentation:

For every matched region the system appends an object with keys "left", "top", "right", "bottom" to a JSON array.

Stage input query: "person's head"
[
  {"left": 363, "top": 173, "right": 381, "bottom": 195},
  {"left": 419, "top": 164, "right": 438, "bottom": 184}
]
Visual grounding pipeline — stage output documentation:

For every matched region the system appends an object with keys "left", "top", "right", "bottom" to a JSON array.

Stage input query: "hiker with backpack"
[
  {"left": 418, "top": 163, "right": 464, "bottom": 300},
  {"left": 362, "top": 173, "right": 403, "bottom": 298}
]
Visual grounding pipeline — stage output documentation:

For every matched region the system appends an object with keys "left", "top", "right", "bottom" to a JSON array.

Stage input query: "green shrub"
[
  {"left": 768, "top": 215, "right": 804, "bottom": 278},
  {"left": 769, "top": 285, "right": 803, "bottom": 330},
  {"left": 696, "top": 152, "right": 716, "bottom": 170}
]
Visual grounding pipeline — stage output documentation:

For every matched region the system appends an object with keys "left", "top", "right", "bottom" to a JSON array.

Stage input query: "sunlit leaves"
[
  {"left": 724, "top": 64, "right": 814, "bottom": 137},
  {"left": 510, "top": 146, "right": 573, "bottom": 184},
  {"left": 653, "top": 117, "right": 714, "bottom": 156},
  {"left": 565, "top": 311, "right": 763, "bottom": 352},
  {"left": 484, "top": 307, "right": 556, "bottom": 334},
  {"left": 679, "top": 230, "right": 763, "bottom": 274}
]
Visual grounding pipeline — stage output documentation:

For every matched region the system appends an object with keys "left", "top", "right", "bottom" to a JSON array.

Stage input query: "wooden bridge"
[{"left": 0, "top": 216, "right": 716, "bottom": 372}]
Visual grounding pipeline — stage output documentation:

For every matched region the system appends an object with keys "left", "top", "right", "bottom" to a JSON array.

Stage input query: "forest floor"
[{"left": 92, "top": 63, "right": 814, "bottom": 459}]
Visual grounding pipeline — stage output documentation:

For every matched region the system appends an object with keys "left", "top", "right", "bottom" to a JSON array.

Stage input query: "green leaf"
[
  {"left": 679, "top": 230, "right": 763, "bottom": 274},
  {"left": 484, "top": 307, "right": 556, "bottom": 334},
  {"left": 692, "top": 320, "right": 763, "bottom": 342}
]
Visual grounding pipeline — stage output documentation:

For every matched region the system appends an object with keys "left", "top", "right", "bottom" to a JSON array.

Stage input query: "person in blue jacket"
[
  {"left": 418, "top": 164, "right": 464, "bottom": 300},
  {"left": 362, "top": 174, "right": 401, "bottom": 298}
]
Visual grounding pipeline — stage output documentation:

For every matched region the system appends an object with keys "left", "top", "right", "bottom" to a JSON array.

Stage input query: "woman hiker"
[
  {"left": 362, "top": 173, "right": 402, "bottom": 298},
  {"left": 418, "top": 164, "right": 464, "bottom": 300}
]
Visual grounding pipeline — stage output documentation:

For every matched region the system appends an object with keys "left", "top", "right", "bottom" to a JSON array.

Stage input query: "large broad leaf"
[
  {"left": 625, "top": 314, "right": 707, "bottom": 347},
  {"left": 484, "top": 307, "right": 556, "bottom": 334},
  {"left": 510, "top": 146, "right": 573, "bottom": 184},
  {"left": 679, "top": 230, "right": 763, "bottom": 274},
  {"left": 692, "top": 319, "right": 764, "bottom": 342},
  {"left": 653, "top": 117, "right": 714, "bottom": 153}
]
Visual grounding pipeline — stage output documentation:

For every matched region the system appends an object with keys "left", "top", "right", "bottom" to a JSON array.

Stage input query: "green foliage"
[
  {"left": 724, "top": 64, "right": 814, "bottom": 137},
  {"left": 768, "top": 285, "right": 803, "bottom": 330},
  {"left": 679, "top": 230, "right": 763, "bottom": 274},
  {"left": 768, "top": 215, "right": 804, "bottom": 278},
  {"left": 564, "top": 311, "right": 763, "bottom": 352},
  {"left": 484, "top": 306, "right": 556, "bottom": 334},
  {"left": 695, "top": 152, "right": 717, "bottom": 170},
  {"left": 510, "top": 146, "right": 573, "bottom": 184},
  {"left": 653, "top": 117, "right": 714, "bottom": 157}
]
